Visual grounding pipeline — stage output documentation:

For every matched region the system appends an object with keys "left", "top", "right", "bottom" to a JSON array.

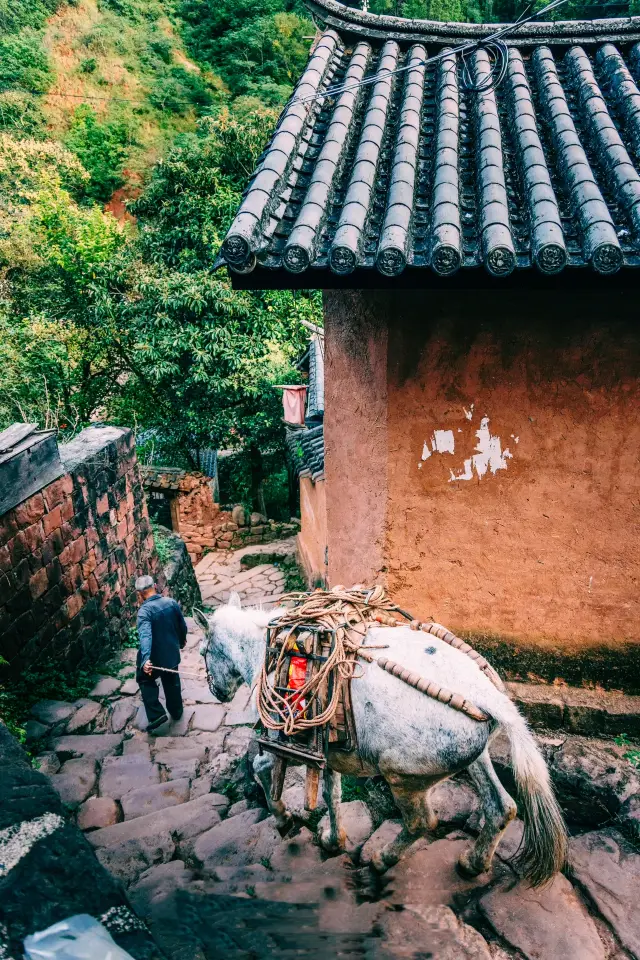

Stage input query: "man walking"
[{"left": 135, "top": 575, "right": 188, "bottom": 733}]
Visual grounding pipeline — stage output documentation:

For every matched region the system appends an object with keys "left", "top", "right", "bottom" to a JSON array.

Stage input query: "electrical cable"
[{"left": 291, "top": 0, "right": 570, "bottom": 105}]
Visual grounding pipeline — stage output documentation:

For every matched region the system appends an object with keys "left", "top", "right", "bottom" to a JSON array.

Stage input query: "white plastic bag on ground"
[{"left": 23, "top": 914, "right": 135, "bottom": 960}]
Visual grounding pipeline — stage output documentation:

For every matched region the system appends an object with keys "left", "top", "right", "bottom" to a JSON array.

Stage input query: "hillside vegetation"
[{"left": 0, "top": 0, "right": 317, "bottom": 513}]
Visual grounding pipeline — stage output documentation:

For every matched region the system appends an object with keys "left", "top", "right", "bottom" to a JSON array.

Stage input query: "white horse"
[{"left": 194, "top": 599, "right": 567, "bottom": 886}]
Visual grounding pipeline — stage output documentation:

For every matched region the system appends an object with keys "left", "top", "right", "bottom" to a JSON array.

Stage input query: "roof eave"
[{"left": 306, "top": 0, "right": 640, "bottom": 46}]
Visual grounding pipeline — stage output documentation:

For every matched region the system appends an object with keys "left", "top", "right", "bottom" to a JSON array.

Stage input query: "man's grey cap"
[{"left": 135, "top": 575, "right": 155, "bottom": 591}]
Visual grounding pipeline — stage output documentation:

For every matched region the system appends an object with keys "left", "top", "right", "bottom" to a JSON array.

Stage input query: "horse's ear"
[
  {"left": 228, "top": 591, "right": 242, "bottom": 610},
  {"left": 193, "top": 607, "right": 210, "bottom": 634}
]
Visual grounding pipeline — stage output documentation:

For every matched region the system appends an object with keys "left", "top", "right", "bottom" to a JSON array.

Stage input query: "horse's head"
[{"left": 194, "top": 594, "right": 278, "bottom": 702}]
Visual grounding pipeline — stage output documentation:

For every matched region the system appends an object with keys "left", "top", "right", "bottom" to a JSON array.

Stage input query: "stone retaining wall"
[
  {"left": 0, "top": 426, "right": 161, "bottom": 670},
  {"left": 141, "top": 466, "right": 299, "bottom": 564}
]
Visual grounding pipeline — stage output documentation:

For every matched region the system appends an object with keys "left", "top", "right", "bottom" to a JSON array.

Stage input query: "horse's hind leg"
[
  {"left": 371, "top": 775, "right": 439, "bottom": 872},
  {"left": 458, "top": 748, "right": 517, "bottom": 879},
  {"left": 318, "top": 766, "right": 346, "bottom": 853}
]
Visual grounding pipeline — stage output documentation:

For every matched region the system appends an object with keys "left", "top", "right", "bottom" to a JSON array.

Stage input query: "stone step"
[
  {"left": 121, "top": 778, "right": 191, "bottom": 820},
  {"left": 51, "top": 734, "right": 124, "bottom": 761},
  {"left": 507, "top": 681, "right": 640, "bottom": 738},
  {"left": 88, "top": 793, "right": 229, "bottom": 883}
]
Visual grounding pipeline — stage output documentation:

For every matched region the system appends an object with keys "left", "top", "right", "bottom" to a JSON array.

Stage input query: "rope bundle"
[
  {"left": 256, "top": 585, "right": 391, "bottom": 736},
  {"left": 256, "top": 585, "right": 497, "bottom": 736}
]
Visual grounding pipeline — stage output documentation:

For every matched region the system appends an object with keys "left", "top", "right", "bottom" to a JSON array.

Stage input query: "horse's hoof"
[
  {"left": 276, "top": 814, "right": 295, "bottom": 837},
  {"left": 318, "top": 827, "right": 346, "bottom": 854},
  {"left": 456, "top": 851, "right": 486, "bottom": 880}
]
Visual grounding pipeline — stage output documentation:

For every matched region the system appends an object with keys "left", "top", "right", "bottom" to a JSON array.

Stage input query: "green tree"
[{"left": 64, "top": 105, "right": 133, "bottom": 203}]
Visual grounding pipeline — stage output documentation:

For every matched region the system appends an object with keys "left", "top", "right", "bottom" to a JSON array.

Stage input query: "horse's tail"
[{"left": 490, "top": 694, "right": 567, "bottom": 887}]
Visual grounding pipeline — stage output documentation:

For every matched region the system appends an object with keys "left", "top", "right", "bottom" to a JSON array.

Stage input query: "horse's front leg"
[
  {"left": 252, "top": 752, "right": 293, "bottom": 833},
  {"left": 371, "top": 773, "right": 439, "bottom": 872},
  {"left": 318, "top": 766, "right": 346, "bottom": 853}
]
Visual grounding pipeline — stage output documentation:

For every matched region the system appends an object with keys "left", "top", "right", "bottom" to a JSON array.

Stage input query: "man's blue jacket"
[{"left": 137, "top": 594, "right": 188, "bottom": 670}]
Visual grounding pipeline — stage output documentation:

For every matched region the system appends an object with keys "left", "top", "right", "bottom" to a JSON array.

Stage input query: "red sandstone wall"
[
  {"left": 0, "top": 426, "right": 161, "bottom": 669},
  {"left": 298, "top": 476, "right": 327, "bottom": 585},
  {"left": 323, "top": 288, "right": 640, "bottom": 658}
]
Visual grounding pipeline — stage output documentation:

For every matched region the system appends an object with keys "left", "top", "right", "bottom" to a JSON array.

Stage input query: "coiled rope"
[{"left": 256, "top": 586, "right": 499, "bottom": 735}]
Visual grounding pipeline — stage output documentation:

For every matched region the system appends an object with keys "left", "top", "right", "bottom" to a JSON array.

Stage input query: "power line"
[{"left": 293, "top": 0, "right": 570, "bottom": 105}]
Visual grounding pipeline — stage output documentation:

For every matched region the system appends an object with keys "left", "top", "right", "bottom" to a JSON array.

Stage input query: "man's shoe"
[{"left": 146, "top": 713, "right": 169, "bottom": 734}]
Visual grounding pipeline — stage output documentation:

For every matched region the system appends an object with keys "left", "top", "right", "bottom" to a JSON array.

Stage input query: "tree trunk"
[
  {"left": 249, "top": 444, "right": 266, "bottom": 516},
  {"left": 286, "top": 455, "right": 299, "bottom": 519}
]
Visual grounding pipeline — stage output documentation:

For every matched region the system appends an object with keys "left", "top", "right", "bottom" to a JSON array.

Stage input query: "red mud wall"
[
  {"left": 323, "top": 288, "right": 640, "bottom": 674},
  {"left": 324, "top": 291, "right": 388, "bottom": 587},
  {"left": 0, "top": 426, "right": 161, "bottom": 670},
  {"left": 298, "top": 476, "right": 327, "bottom": 585}
]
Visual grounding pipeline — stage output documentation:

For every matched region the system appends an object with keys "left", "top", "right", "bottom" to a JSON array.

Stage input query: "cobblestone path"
[
  {"left": 193, "top": 538, "right": 297, "bottom": 608},
  {"left": 26, "top": 596, "right": 640, "bottom": 960}
]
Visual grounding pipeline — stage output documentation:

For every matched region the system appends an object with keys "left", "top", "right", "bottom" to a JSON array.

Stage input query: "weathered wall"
[
  {"left": 324, "top": 290, "right": 388, "bottom": 587},
  {"left": 298, "top": 476, "right": 327, "bottom": 585},
  {"left": 323, "top": 288, "right": 640, "bottom": 684},
  {"left": 0, "top": 426, "right": 161, "bottom": 670},
  {"left": 153, "top": 524, "right": 202, "bottom": 613}
]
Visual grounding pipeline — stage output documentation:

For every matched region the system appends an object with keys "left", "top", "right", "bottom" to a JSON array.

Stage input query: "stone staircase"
[{"left": 24, "top": 615, "right": 640, "bottom": 960}]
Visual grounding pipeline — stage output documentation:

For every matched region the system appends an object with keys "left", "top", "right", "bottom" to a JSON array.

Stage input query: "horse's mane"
[{"left": 212, "top": 601, "right": 285, "bottom": 632}]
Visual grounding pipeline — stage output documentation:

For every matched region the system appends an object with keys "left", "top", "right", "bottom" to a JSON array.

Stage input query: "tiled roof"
[
  {"left": 219, "top": 2, "right": 640, "bottom": 282},
  {"left": 286, "top": 424, "right": 325, "bottom": 481}
]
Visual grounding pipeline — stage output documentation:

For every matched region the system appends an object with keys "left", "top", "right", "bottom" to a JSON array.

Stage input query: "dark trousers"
[{"left": 139, "top": 670, "right": 183, "bottom": 724}]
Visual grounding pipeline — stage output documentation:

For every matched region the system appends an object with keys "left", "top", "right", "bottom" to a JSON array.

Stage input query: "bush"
[
  {"left": 147, "top": 35, "right": 173, "bottom": 64},
  {"left": 0, "top": 0, "right": 62, "bottom": 35},
  {"left": 65, "top": 104, "right": 133, "bottom": 202},
  {"left": 149, "top": 66, "right": 214, "bottom": 114},
  {"left": 79, "top": 56, "right": 98, "bottom": 74},
  {"left": 0, "top": 91, "right": 47, "bottom": 136},
  {"left": 0, "top": 30, "right": 54, "bottom": 93}
]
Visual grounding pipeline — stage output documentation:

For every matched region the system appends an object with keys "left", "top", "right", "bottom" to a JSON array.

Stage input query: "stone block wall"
[
  {"left": 141, "top": 466, "right": 300, "bottom": 564},
  {"left": 0, "top": 425, "right": 161, "bottom": 670}
]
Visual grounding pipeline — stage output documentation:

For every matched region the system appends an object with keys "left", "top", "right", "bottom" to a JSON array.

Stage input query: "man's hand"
[{"left": 143, "top": 660, "right": 154, "bottom": 676}]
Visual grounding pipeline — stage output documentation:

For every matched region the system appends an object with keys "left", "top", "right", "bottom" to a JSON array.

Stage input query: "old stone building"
[{"left": 218, "top": 1, "right": 640, "bottom": 688}]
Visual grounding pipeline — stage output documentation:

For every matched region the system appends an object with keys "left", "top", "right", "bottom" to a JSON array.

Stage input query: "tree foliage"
[{"left": 179, "top": 0, "right": 314, "bottom": 103}]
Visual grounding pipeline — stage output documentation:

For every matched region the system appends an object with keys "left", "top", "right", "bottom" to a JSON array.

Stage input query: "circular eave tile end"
[
  {"left": 485, "top": 246, "right": 516, "bottom": 278},
  {"left": 431, "top": 244, "right": 461, "bottom": 277},
  {"left": 536, "top": 243, "right": 567, "bottom": 275},
  {"left": 223, "top": 235, "right": 252, "bottom": 268},
  {"left": 591, "top": 242, "right": 623, "bottom": 275},
  {"left": 283, "top": 245, "right": 311, "bottom": 274},
  {"left": 330, "top": 246, "right": 357, "bottom": 275},
  {"left": 376, "top": 247, "right": 407, "bottom": 277}
]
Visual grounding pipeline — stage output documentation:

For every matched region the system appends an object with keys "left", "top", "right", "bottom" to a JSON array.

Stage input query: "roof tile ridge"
[
  {"left": 532, "top": 45, "right": 622, "bottom": 274},
  {"left": 505, "top": 48, "right": 567, "bottom": 274}
]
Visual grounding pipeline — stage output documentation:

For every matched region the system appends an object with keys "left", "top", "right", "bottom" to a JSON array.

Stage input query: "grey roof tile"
[{"left": 220, "top": 14, "right": 640, "bottom": 281}]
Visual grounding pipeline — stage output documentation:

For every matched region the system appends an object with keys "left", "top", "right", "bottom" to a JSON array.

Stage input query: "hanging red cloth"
[{"left": 282, "top": 386, "right": 307, "bottom": 425}]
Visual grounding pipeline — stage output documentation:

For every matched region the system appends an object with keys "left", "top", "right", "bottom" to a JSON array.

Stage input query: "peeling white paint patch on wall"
[
  {"left": 421, "top": 441, "right": 431, "bottom": 461},
  {"left": 0, "top": 813, "right": 64, "bottom": 879},
  {"left": 449, "top": 417, "right": 512, "bottom": 482},
  {"left": 431, "top": 429, "right": 455, "bottom": 455}
]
